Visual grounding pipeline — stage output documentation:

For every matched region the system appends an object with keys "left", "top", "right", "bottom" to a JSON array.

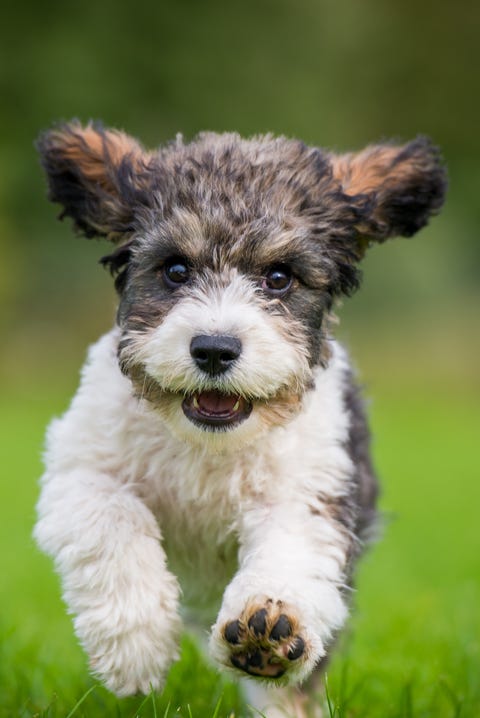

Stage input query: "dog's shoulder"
[{"left": 43, "top": 329, "right": 168, "bottom": 479}]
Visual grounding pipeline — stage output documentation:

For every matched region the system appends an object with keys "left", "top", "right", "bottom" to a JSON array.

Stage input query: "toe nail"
[{"left": 287, "top": 636, "right": 305, "bottom": 660}]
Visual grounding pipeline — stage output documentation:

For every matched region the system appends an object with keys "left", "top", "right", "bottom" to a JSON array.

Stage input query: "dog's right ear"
[{"left": 36, "top": 121, "right": 151, "bottom": 241}]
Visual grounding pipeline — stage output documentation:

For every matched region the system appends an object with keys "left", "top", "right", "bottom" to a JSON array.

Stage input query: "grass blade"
[
  {"left": 325, "top": 674, "right": 335, "bottom": 718},
  {"left": 211, "top": 695, "right": 223, "bottom": 718},
  {"left": 439, "top": 678, "right": 463, "bottom": 718},
  {"left": 64, "top": 685, "right": 97, "bottom": 718},
  {"left": 150, "top": 684, "right": 158, "bottom": 718},
  {"left": 246, "top": 706, "right": 267, "bottom": 717}
]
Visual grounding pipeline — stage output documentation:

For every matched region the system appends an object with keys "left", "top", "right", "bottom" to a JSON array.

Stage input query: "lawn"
[{"left": 1, "top": 378, "right": 478, "bottom": 717}]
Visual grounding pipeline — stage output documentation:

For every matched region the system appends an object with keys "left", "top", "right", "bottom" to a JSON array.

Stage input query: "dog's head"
[{"left": 37, "top": 122, "right": 446, "bottom": 449}]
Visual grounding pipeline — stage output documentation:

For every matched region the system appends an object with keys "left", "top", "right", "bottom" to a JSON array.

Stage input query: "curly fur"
[{"left": 34, "top": 122, "right": 446, "bottom": 717}]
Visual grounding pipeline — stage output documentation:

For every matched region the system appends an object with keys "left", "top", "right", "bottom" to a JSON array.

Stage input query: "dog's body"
[{"left": 34, "top": 124, "right": 446, "bottom": 716}]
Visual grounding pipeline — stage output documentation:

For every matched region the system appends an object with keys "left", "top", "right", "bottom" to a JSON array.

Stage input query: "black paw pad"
[
  {"left": 231, "top": 650, "right": 286, "bottom": 678},
  {"left": 287, "top": 636, "right": 305, "bottom": 661},
  {"left": 231, "top": 654, "right": 246, "bottom": 670},
  {"left": 224, "top": 601, "right": 307, "bottom": 680},
  {"left": 224, "top": 620, "right": 241, "bottom": 644},
  {"left": 270, "top": 614, "right": 292, "bottom": 641},
  {"left": 248, "top": 608, "right": 268, "bottom": 636},
  {"left": 247, "top": 649, "right": 263, "bottom": 667}
]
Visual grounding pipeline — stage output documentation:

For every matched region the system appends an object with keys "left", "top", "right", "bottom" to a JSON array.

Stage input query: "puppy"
[{"left": 34, "top": 123, "right": 446, "bottom": 717}]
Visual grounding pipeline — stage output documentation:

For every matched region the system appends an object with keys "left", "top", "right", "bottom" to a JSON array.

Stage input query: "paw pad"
[{"left": 223, "top": 599, "right": 307, "bottom": 679}]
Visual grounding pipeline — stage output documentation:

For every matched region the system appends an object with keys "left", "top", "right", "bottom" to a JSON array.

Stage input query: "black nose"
[{"left": 190, "top": 335, "right": 242, "bottom": 376}]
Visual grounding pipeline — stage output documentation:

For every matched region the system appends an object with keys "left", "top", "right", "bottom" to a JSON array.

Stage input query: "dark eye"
[
  {"left": 262, "top": 265, "right": 293, "bottom": 295},
  {"left": 163, "top": 257, "right": 190, "bottom": 287}
]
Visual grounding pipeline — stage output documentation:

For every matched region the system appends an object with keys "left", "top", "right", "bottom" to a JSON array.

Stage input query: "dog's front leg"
[
  {"left": 211, "top": 501, "right": 349, "bottom": 686},
  {"left": 34, "top": 469, "right": 181, "bottom": 696}
]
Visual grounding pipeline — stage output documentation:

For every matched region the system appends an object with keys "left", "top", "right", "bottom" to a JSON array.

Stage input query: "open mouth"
[{"left": 182, "top": 391, "right": 253, "bottom": 430}]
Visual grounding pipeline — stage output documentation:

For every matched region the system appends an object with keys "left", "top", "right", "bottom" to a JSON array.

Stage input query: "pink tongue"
[{"left": 197, "top": 391, "right": 238, "bottom": 415}]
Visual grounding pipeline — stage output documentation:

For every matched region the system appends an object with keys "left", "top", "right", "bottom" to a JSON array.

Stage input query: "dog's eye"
[
  {"left": 262, "top": 265, "right": 293, "bottom": 295},
  {"left": 163, "top": 258, "right": 190, "bottom": 287}
]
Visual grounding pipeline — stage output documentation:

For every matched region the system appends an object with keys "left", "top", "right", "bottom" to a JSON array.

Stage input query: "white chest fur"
[{"left": 36, "top": 327, "right": 355, "bottom": 694}]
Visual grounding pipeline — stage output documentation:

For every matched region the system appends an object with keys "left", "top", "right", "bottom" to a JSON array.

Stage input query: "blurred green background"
[
  {"left": 0, "top": 1, "right": 479, "bottom": 715},
  {"left": 1, "top": 0, "right": 479, "bottom": 390}
]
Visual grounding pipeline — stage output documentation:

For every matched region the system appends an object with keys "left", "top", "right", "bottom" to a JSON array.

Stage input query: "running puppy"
[{"left": 34, "top": 123, "right": 446, "bottom": 717}]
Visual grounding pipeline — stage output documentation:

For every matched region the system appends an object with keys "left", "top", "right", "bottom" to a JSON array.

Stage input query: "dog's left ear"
[
  {"left": 330, "top": 137, "right": 447, "bottom": 255},
  {"left": 36, "top": 120, "right": 151, "bottom": 241}
]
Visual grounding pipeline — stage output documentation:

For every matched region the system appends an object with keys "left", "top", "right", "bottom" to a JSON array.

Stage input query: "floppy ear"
[
  {"left": 36, "top": 121, "right": 151, "bottom": 241},
  {"left": 330, "top": 137, "right": 447, "bottom": 254}
]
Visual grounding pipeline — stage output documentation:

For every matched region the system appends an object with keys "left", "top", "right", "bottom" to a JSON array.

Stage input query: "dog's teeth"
[
  {"left": 193, "top": 395, "right": 200, "bottom": 409},
  {"left": 233, "top": 399, "right": 240, "bottom": 412}
]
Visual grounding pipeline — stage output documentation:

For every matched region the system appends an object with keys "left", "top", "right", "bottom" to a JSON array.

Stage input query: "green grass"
[{"left": 1, "top": 380, "right": 479, "bottom": 717}]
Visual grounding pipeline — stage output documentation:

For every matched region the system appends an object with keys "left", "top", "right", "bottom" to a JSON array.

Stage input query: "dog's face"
[{"left": 37, "top": 123, "right": 446, "bottom": 449}]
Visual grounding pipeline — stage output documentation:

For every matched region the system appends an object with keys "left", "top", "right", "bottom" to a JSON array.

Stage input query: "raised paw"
[{"left": 222, "top": 598, "right": 307, "bottom": 679}]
